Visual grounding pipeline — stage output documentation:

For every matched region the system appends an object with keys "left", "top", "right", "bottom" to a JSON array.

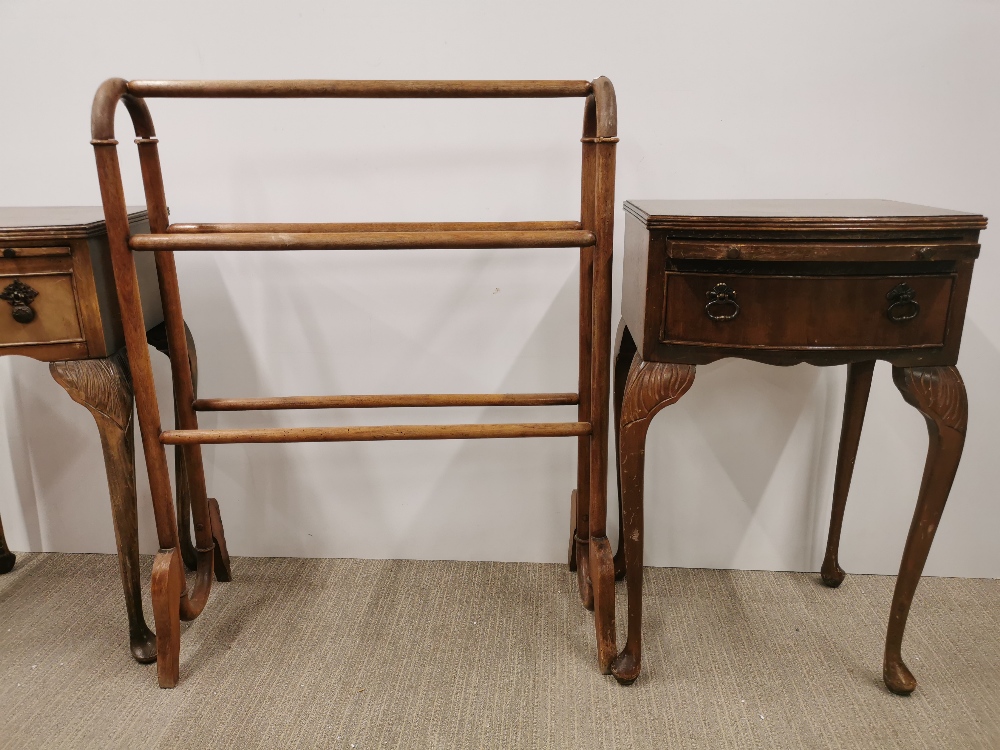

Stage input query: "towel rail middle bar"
[
  {"left": 195, "top": 393, "right": 580, "bottom": 411},
  {"left": 131, "top": 230, "right": 595, "bottom": 252}
]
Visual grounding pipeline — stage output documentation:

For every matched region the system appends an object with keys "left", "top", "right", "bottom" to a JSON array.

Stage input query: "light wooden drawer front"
[
  {"left": 661, "top": 272, "right": 954, "bottom": 350},
  {"left": 0, "top": 272, "right": 84, "bottom": 346}
]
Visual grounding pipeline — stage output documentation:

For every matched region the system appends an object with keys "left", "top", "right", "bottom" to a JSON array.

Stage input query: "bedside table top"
[
  {"left": 624, "top": 199, "right": 987, "bottom": 233},
  {"left": 0, "top": 206, "right": 148, "bottom": 241}
]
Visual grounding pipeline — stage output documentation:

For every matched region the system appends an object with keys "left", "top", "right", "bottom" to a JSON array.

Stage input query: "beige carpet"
[{"left": 1, "top": 554, "right": 998, "bottom": 749}]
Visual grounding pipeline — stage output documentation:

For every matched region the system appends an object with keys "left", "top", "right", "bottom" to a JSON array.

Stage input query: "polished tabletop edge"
[
  {"left": 0, "top": 207, "right": 148, "bottom": 241},
  {"left": 624, "top": 199, "right": 986, "bottom": 227}
]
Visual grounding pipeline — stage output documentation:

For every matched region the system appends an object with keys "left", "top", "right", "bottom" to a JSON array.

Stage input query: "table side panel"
[
  {"left": 621, "top": 214, "right": 652, "bottom": 356},
  {"left": 87, "top": 217, "right": 161, "bottom": 355},
  {"left": 70, "top": 238, "right": 107, "bottom": 357}
]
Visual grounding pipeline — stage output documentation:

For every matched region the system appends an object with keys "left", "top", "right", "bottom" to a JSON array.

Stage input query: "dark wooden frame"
[{"left": 91, "top": 78, "right": 618, "bottom": 687}]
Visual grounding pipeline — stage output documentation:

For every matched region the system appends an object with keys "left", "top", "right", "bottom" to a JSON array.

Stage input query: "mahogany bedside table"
[
  {"left": 0, "top": 207, "right": 230, "bottom": 662},
  {"left": 610, "top": 199, "right": 986, "bottom": 694}
]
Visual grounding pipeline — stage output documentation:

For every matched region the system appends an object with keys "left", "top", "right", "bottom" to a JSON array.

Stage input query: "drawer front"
[
  {"left": 0, "top": 270, "right": 84, "bottom": 347},
  {"left": 661, "top": 273, "right": 954, "bottom": 350},
  {"left": 665, "top": 240, "right": 979, "bottom": 263},
  {"left": 1, "top": 246, "right": 71, "bottom": 259}
]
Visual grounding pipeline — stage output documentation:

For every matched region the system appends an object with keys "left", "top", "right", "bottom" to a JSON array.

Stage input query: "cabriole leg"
[
  {"left": 884, "top": 365, "right": 967, "bottom": 695},
  {"left": 611, "top": 356, "right": 695, "bottom": 685},
  {"left": 612, "top": 320, "right": 637, "bottom": 581},
  {"left": 50, "top": 350, "right": 157, "bottom": 663},
  {"left": 821, "top": 360, "right": 875, "bottom": 587}
]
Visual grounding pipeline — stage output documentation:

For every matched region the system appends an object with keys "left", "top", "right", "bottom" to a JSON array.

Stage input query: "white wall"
[{"left": 1, "top": 0, "right": 998, "bottom": 577}]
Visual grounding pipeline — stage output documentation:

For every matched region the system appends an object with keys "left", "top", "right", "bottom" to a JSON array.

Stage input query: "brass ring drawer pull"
[
  {"left": 886, "top": 283, "right": 920, "bottom": 322},
  {"left": 705, "top": 282, "right": 740, "bottom": 321},
  {"left": 1, "top": 278, "right": 39, "bottom": 323}
]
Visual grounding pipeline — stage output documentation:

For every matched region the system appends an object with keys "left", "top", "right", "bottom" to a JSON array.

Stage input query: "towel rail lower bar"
[{"left": 160, "top": 422, "right": 592, "bottom": 445}]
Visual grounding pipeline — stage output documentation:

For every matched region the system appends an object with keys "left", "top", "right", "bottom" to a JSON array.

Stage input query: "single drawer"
[
  {"left": 0, "top": 271, "right": 84, "bottom": 347},
  {"left": 661, "top": 272, "right": 954, "bottom": 350}
]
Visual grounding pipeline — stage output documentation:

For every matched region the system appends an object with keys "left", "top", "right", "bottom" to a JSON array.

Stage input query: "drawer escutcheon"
[
  {"left": 0, "top": 278, "right": 39, "bottom": 323},
  {"left": 886, "top": 283, "right": 920, "bottom": 323},
  {"left": 705, "top": 282, "right": 740, "bottom": 321}
]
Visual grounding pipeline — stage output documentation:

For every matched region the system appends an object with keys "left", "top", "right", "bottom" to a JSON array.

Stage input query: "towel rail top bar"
[
  {"left": 126, "top": 79, "right": 594, "bottom": 98},
  {"left": 90, "top": 77, "right": 617, "bottom": 142}
]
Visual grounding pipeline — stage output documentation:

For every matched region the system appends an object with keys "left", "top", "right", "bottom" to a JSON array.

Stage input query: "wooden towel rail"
[
  {"left": 160, "top": 422, "right": 593, "bottom": 445},
  {"left": 193, "top": 392, "right": 580, "bottom": 410},
  {"left": 91, "top": 77, "right": 618, "bottom": 688},
  {"left": 130, "top": 230, "right": 596, "bottom": 251},
  {"left": 168, "top": 221, "right": 584, "bottom": 233},
  {"left": 125, "top": 79, "right": 595, "bottom": 98}
]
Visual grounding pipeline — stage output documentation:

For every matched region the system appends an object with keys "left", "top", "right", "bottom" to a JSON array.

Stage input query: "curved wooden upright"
[{"left": 91, "top": 77, "right": 618, "bottom": 687}]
